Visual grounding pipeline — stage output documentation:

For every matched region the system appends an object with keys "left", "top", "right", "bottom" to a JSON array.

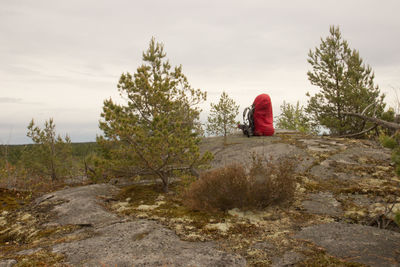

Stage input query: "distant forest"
[{"left": 0, "top": 142, "right": 98, "bottom": 165}]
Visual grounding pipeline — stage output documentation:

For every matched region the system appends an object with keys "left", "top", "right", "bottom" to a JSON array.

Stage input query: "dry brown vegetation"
[{"left": 184, "top": 155, "right": 296, "bottom": 212}]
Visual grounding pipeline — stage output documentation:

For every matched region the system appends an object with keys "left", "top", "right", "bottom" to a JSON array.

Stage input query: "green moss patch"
[
  {"left": 115, "top": 181, "right": 228, "bottom": 230},
  {"left": 117, "top": 183, "right": 164, "bottom": 206}
]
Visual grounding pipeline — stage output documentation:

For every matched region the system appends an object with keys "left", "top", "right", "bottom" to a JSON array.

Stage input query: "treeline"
[
  {"left": 0, "top": 128, "right": 99, "bottom": 191},
  {"left": 0, "top": 142, "right": 98, "bottom": 165}
]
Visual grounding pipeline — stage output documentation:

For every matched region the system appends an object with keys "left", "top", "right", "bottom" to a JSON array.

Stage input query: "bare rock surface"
[
  {"left": 40, "top": 184, "right": 246, "bottom": 266},
  {"left": 52, "top": 220, "right": 246, "bottom": 267},
  {"left": 271, "top": 251, "right": 305, "bottom": 267},
  {"left": 299, "top": 138, "right": 347, "bottom": 153},
  {"left": 251, "top": 143, "right": 314, "bottom": 173},
  {"left": 203, "top": 134, "right": 314, "bottom": 173},
  {"left": 36, "top": 184, "right": 121, "bottom": 226},
  {"left": 310, "top": 146, "right": 391, "bottom": 180},
  {"left": 295, "top": 222, "right": 400, "bottom": 267},
  {"left": 302, "top": 192, "right": 342, "bottom": 216}
]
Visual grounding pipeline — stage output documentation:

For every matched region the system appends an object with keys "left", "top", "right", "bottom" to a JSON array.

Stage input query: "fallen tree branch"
[
  {"left": 342, "top": 112, "right": 400, "bottom": 130},
  {"left": 338, "top": 124, "right": 378, "bottom": 138}
]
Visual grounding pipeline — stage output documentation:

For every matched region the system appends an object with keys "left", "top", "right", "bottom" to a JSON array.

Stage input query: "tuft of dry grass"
[{"left": 184, "top": 155, "right": 296, "bottom": 212}]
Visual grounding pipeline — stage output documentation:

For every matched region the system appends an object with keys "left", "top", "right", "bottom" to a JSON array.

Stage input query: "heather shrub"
[
  {"left": 184, "top": 164, "right": 250, "bottom": 212},
  {"left": 248, "top": 156, "right": 296, "bottom": 208},
  {"left": 184, "top": 156, "right": 296, "bottom": 212}
]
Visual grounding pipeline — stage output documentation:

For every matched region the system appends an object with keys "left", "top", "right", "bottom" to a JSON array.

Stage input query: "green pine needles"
[
  {"left": 22, "top": 118, "right": 73, "bottom": 181},
  {"left": 206, "top": 91, "right": 239, "bottom": 142},
  {"left": 276, "top": 101, "right": 317, "bottom": 134},
  {"left": 306, "top": 26, "right": 385, "bottom": 136},
  {"left": 98, "top": 38, "right": 212, "bottom": 192}
]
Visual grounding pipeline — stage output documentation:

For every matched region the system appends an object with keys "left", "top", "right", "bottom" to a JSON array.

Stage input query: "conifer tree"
[
  {"left": 206, "top": 91, "right": 239, "bottom": 142},
  {"left": 22, "top": 118, "right": 72, "bottom": 180},
  {"left": 306, "top": 26, "right": 385, "bottom": 135},
  {"left": 276, "top": 101, "right": 317, "bottom": 134},
  {"left": 98, "top": 38, "right": 212, "bottom": 192}
]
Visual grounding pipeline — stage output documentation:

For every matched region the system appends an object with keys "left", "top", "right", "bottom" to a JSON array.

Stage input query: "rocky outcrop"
[
  {"left": 1, "top": 132, "right": 399, "bottom": 266},
  {"left": 52, "top": 220, "right": 245, "bottom": 266},
  {"left": 37, "top": 184, "right": 246, "bottom": 266},
  {"left": 295, "top": 222, "right": 400, "bottom": 267}
]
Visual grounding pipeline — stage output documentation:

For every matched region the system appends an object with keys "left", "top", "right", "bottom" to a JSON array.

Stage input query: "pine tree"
[
  {"left": 22, "top": 118, "right": 73, "bottom": 180},
  {"left": 306, "top": 26, "right": 385, "bottom": 135},
  {"left": 276, "top": 101, "right": 317, "bottom": 134},
  {"left": 98, "top": 38, "right": 212, "bottom": 192},
  {"left": 206, "top": 91, "right": 239, "bottom": 142}
]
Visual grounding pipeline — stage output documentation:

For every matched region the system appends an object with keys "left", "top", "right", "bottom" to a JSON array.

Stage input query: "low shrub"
[
  {"left": 184, "top": 156, "right": 296, "bottom": 212},
  {"left": 395, "top": 213, "right": 400, "bottom": 227},
  {"left": 379, "top": 133, "right": 397, "bottom": 149},
  {"left": 184, "top": 164, "right": 249, "bottom": 212}
]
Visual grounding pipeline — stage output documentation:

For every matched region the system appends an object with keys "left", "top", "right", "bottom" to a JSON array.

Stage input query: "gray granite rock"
[
  {"left": 295, "top": 222, "right": 400, "bottom": 267},
  {"left": 271, "top": 251, "right": 305, "bottom": 267},
  {"left": 302, "top": 192, "right": 342, "bottom": 216},
  {"left": 52, "top": 220, "right": 246, "bottom": 267},
  {"left": 38, "top": 184, "right": 120, "bottom": 226}
]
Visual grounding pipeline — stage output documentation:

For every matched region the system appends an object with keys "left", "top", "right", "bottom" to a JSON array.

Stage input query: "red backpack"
[{"left": 238, "top": 94, "right": 274, "bottom": 136}]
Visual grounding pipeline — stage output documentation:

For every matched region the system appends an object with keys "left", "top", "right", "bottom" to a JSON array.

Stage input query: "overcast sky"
[{"left": 1, "top": 0, "right": 400, "bottom": 144}]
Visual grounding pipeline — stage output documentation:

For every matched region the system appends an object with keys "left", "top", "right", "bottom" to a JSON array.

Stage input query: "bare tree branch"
[
  {"left": 338, "top": 124, "right": 377, "bottom": 138},
  {"left": 361, "top": 102, "right": 374, "bottom": 116},
  {"left": 343, "top": 112, "right": 400, "bottom": 130}
]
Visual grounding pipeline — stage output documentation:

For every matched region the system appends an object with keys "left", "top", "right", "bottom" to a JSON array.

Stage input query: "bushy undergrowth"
[
  {"left": 184, "top": 156, "right": 296, "bottom": 212},
  {"left": 378, "top": 132, "right": 400, "bottom": 175},
  {"left": 378, "top": 132, "right": 400, "bottom": 226},
  {"left": 379, "top": 133, "right": 398, "bottom": 149}
]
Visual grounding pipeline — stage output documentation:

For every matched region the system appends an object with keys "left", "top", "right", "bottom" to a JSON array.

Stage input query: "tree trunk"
[
  {"left": 342, "top": 112, "right": 400, "bottom": 130},
  {"left": 50, "top": 161, "right": 57, "bottom": 181},
  {"left": 160, "top": 174, "right": 169, "bottom": 193},
  {"left": 162, "top": 179, "right": 169, "bottom": 193},
  {"left": 50, "top": 140, "right": 57, "bottom": 181}
]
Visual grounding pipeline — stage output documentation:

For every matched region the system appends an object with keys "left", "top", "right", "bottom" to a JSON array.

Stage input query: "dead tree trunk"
[{"left": 342, "top": 112, "right": 400, "bottom": 130}]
